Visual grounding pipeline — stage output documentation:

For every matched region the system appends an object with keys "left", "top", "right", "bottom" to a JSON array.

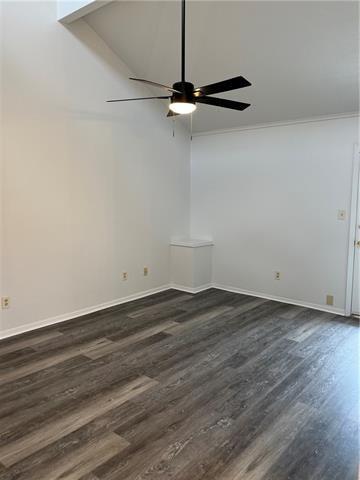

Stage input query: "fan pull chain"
[
  {"left": 172, "top": 117, "right": 175, "bottom": 138},
  {"left": 190, "top": 112, "right": 193, "bottom": 141}
]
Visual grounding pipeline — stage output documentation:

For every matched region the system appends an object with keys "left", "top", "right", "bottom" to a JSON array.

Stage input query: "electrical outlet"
[
  {"left": 1, "top": 297, "right": 10, "bottom": 309},
  {"left": 337, "top": 210, "right": 346, "bottom": 221},
  {"left": 122, "top": 272, "right": 128, "bottom": 281},
  {"left": 275, "top": 271, "right": 281, "bottom": 280},
  {"left": 326, "top": 295, "right": 334, "bottom": 306},
  {"left": 143, "top": 266, "right": 149, "bottom": 276}
]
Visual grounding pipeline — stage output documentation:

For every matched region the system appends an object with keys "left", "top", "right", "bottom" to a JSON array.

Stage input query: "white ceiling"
[{"left": 85, "top": 1, "right": 359, "bottom": 133}]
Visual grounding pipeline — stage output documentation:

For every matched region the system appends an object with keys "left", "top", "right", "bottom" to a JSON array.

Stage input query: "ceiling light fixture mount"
[{"left": 107, "top": 0, "right": 252, "bottom": 117}]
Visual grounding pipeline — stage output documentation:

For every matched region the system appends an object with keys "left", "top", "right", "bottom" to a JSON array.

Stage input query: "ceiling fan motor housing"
[{"left": 172, "top": 82, "right": 196, "bottom": 104}]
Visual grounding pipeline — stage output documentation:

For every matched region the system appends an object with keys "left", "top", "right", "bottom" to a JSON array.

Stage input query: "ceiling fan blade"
[
  {"left": 129, "top": 78, "right": 181, "bottom": 93},
  {"left": 196, "top": 96, "right": 250, "bottom": 111},
  {"left": 107, "top": 96, "right": 170, "bottom": 103},
  {"left": 167, "top": 110, "right": 180, "bottom": 117},
  {"left": 194, "top": 76, "right": 251, "bottom": 96}
]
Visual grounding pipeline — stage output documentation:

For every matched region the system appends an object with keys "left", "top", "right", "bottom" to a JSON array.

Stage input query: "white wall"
[
  {"left": 1, "top": 2, "right": 357, "bottom": 337},
  {"left": 191, "top": 117, "right": 358, "bottom": 313},
  {"left": 0, "top": 1, "right": 190, "bottom": 336}
]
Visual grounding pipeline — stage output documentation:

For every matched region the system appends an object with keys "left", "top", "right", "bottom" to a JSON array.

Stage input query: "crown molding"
[{"left": 193, "top": 112, "right": 359, "bottom": 138}]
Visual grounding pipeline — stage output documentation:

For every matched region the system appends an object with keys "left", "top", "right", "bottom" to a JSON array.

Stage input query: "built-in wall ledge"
[
  {"left": 170, "top": 238, "right": 214, "bottom": 248},
  {"left": 170, "top": 237, "right": 214, "bottom": 293}
]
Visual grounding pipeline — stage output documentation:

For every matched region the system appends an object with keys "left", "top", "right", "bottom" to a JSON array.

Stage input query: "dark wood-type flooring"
[{"left": 0, "top": 288, "right": 358, "bottom": 479}]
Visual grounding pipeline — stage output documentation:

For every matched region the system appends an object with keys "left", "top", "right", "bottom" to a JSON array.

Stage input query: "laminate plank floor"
[{"left": 0, "top": 288, "right": 358, "bottom": 479}]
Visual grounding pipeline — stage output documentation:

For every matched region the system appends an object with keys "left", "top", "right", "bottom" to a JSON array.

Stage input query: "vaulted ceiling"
[{"left": 85, "top": 1, "right": 359, "bottom": 133}]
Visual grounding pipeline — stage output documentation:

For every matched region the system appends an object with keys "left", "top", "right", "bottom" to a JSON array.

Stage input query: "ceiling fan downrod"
[
  {"left": 107, "top": 0, "right": 252, "bottom": 116},
  {"left": 181, "top": 0, "right": 186, "bottom": 83}
]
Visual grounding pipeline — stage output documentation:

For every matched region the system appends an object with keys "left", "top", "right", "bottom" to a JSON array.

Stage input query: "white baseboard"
[
  {"left": 169, "top": 283, "right": 213, "bottom": 294},
  {"left": 0, "top": 285, "right": 171, "bottom": 340},
  {"left": 213, "top": 283, "right": 346, "bottom": 316},
  {"left": 1, "top": 282, "right": 346, "bottom": 340}
]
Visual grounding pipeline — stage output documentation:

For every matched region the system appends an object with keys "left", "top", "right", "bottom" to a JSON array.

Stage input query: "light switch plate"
[{"left": 337, "top": 210, "right": 346, "bottom": 221}]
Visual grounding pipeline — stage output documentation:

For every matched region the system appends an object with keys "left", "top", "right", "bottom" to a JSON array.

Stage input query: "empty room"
[{"left": 0, "top": 0, "right": 359, "bottom": 478}]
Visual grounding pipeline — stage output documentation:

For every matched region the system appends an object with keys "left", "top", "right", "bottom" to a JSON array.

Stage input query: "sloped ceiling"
[{"left": 85, "top": 1, "right": 359, "bottom": 133}]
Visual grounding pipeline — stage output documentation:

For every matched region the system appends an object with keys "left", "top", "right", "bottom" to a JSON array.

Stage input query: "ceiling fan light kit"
[
  {"left": 107, "top": 0, "right": 252, "bottom": 117},
  {"left": 169, "top": 81, "right": 196, "bottom": 114},
  {"left": 169, "top": 102, "right": 196, "bottom": 114}
]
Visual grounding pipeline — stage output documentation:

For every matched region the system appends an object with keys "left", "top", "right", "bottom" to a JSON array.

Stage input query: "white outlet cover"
[{"left": 1, "top": 297, "right": 10, "bottom": 309}]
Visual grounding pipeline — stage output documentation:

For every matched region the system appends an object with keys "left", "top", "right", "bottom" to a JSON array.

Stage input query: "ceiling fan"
[{"left": 107, "top": 0, "right": 252, "bottom": 116}]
